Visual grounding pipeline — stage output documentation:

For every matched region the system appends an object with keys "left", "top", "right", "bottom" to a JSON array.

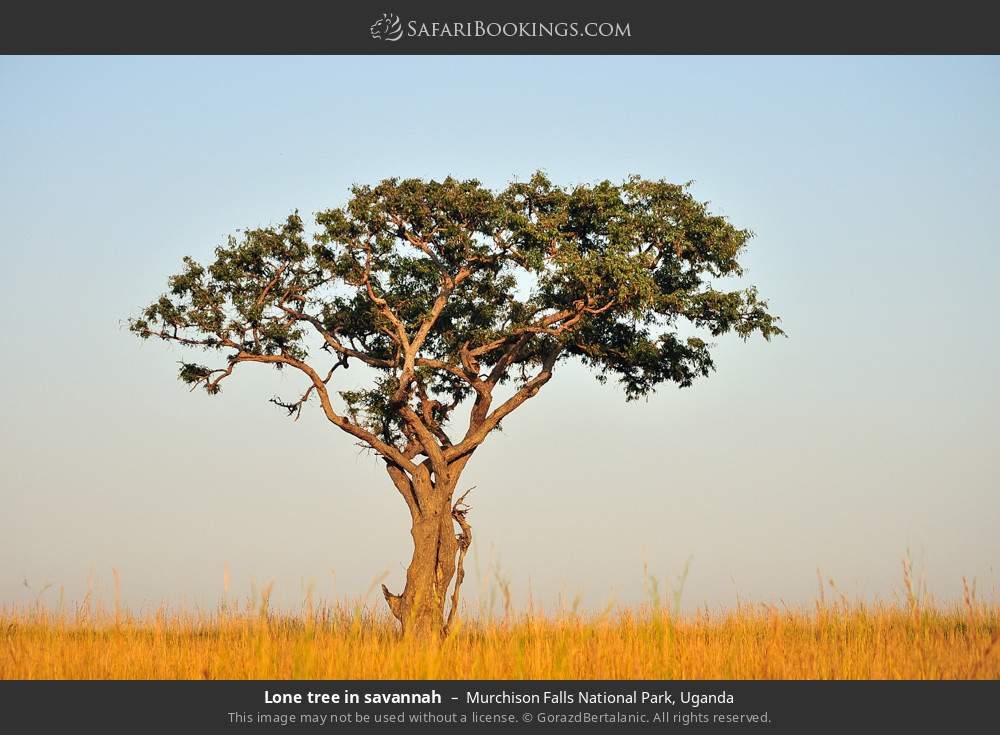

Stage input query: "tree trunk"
[{"left": 381, "top": 476, "right": 465, "bottom": 637}]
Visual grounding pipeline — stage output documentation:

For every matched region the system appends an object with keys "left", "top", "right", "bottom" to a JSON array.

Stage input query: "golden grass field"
[{"left": 3, "top": 566, "right": 998, "bottom": 680}]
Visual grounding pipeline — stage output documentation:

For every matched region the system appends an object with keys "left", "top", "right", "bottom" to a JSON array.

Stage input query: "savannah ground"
[{"left": 3, "top": 566, "right": 998, "bottom": 680}]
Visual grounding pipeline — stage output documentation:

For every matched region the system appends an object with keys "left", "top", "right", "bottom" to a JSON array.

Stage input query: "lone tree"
[{"left": 130, "top": 173, "right": 782, "bottom": 636}]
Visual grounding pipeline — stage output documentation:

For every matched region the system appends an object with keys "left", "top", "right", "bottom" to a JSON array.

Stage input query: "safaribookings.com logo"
[{"left": 369, "top": 13, "right": 631, "bottom": 42}]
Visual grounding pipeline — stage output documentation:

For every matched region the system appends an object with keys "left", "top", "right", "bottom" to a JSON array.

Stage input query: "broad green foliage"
[{"left": 131, "top": 173, "right": 782, "bottom": 450}]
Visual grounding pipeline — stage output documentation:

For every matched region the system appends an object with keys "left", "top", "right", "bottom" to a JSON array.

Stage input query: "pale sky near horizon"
[{"left": 1, "top": 56, "right": 998, "bottom": 615}]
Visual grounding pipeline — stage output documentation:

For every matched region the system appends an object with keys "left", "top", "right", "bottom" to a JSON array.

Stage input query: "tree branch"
[
  {"left": 444, "top": 486, "right": 474, "bottom": 635},
  {"left": 233, "top": 351, "right": 419, "bottom": 475},
  {"left": 447, "top": 344, "right": 562, "bottom": 461}
]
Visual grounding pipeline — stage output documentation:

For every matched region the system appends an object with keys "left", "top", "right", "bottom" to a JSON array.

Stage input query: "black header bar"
[{"left": 2, "top": 0, "right": 999, "bottom": 54}]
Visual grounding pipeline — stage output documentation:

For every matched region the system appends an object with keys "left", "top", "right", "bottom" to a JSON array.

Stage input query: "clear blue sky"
[{"left": 1, "top": 56, "right": 997, "bottom": 614}]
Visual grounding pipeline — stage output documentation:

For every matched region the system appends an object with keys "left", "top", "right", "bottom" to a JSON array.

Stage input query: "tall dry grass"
[{"left": 3, "top": 563, "right": 998, "bottom": 680}]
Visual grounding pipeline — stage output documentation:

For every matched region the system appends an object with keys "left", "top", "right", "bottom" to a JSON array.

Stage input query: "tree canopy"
[{"left": 131, "top": 173, "right": 783, "bottom": 476}]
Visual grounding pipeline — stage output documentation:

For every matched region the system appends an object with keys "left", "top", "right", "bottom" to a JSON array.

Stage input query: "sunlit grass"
[{"left": 3, "top": 567, "right": 997, "bottom": 680}]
